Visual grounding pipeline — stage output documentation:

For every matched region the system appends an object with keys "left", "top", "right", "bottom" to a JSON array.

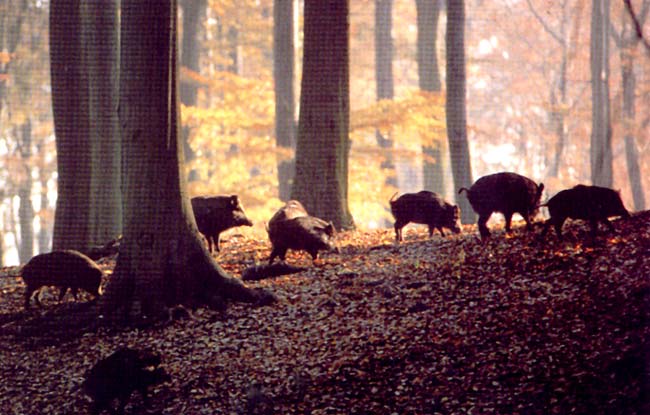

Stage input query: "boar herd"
[
  {"left": 16, "top": 172, "right": 632, "bottom": 413},
  {"left": 18, "top": 172, "right": 631, "bottom": 313}
]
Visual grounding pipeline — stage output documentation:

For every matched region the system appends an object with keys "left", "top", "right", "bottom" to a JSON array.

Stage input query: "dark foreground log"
[{"left": 241, "top": 263, "right": 307, "bottom": 281}]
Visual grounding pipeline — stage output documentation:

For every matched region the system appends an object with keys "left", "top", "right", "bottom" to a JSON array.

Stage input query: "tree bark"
[
  {"left": 84, "top": 0, "right": 122, "bottom": 246},
  {"left": 18, "top": 120, "right": 34, "bottom": 263},
  {"left": 416, "top": 0, "right": 446, "bottom": 195},
  {"left": 291, "top": 0, "right": 354, "bottom": 230},
  {"left": 589, "top": 0, "right": 613, "bottom": 187},
  {"left": 50, "top": 0, "right": 92, "bottom": 251},
  {"left": 274, "top": 0, "right": 297, "bottom": 201},
  {"left": 100, "top": 0, "right": 274, "bottom": 322},
  {"left": 445, "top": 0, "right": 474, "bottom": 224}
]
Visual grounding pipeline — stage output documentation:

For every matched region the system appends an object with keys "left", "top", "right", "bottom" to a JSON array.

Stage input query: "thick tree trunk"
[
  {"left": 84, "top": 0, "right": 122, "bottom": 246},
  {"left": 291, "top": 0, "right": 354, "bottom": 230},
  {"left": 274, "top": 0, "right": 296, "bottom": 201},
  {"left": 446, "top": 0, "right": 474, "bottom": 224},
  {"left": 590, "top": 0, "right": 613, "bottom": 187},
  {"left": 50, "top": 0, "right": 92, "bottom": 251},
  {"left": 18, "top": 120, "right": 34, "bottom": 263},
  {"left": 100, "top": 0, "right": 273, "bottom": 322},
  {"left": 416, "top": 0, "right": 445, "bottom": 196}
]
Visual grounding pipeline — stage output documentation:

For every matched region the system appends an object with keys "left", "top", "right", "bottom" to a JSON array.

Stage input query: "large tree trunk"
[
  {"left": 84, "top": 0, "right": 122, "bottom": 246},
  {"left": 417, "top": 0, "right": 446, "bottom": 196},
  {"left": 100, "top": 0, "right": 274, "bottom": 322},
  {"left": 50, "top": 0, "right": 92, "bottom": 251},
  {"left": 291, "top": 0, "right": 354, "bottom": 230},
  {"left": 590, "top": 0, "right": 613, "bottom": 187},
  {"left": 446, "top": 0, "right": 474, "bottom": 224},
  {"left": 274, "top": 0, "right": 297, "bottom": 201}
]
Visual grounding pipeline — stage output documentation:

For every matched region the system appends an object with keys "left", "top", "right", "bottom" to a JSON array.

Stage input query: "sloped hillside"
[{"left": 0, "top": 212, "right": 648, "bottom": 414}]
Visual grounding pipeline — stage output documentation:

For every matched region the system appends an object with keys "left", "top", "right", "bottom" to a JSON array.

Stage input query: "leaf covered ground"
[{"left": 0, "top": 212, "right": 649, "bottom": 415}]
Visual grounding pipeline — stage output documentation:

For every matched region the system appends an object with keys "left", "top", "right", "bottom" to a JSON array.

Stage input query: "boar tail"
[
  {"left": 389, "top": 192, "right": 399, "bottom": 203},
  {"left": 458, "top": 188, "right": 469, "bottom": 195}
]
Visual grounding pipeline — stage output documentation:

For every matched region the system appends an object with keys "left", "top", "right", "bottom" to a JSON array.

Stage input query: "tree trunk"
[
  {"left": 375, "top": 0, "right": 396, "bottom": 190},
  {"left": 291, "top": 0, "right": 354, "bottom": 230},
  {"left": 620, "top": 8, "right": 646, "bottom": 210},
  {"left": 84, "top": 0, "right": 122, "bottom": 246},
  {"left": 50, "top": 0, "right": 92, "bottom": 251},
  {"left": 181, "top": 0, "right": 206, "bottom": 182},
  {"left": 100, "top": 0, "right": 273, "bottom": 322},
  {"left": 18, "top": 120, "right": 34, "bottom": 263},
  {"left": 446, "top": 0, "right": 474, "bottom": 224},
  {"left": 416, "top": 0, "right": 446, "bottom": 196},
  {"left": 590, "top": 0, "right": 613, "bottom": 187},
  {"left": 274, "top": 0, "right": 297, "bottom": 201}
]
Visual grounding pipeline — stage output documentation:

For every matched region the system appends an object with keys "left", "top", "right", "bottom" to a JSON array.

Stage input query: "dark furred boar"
[
  {"left": 83, "top": 348, "right": 170, "bottom": 415},
  {"left": 268, "top": 216, "right": 337, "bottom": 264},
  {"left": 541, "top": 184, "right": 630, "bottom": 240},
  {"left": 191, "top": 195, "right": 253, "bottom": 252},
  {"left": 21, "top": 250, "right": 102, "bottom": 309},
  {"left": 389, "top": 190, "right": 462, "bottom": 242},
  {"left": 459, "top": 172, "right": 544, "bottom": 239}
]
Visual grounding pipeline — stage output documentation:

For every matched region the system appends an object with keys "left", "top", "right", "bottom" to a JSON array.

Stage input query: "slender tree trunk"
[
  {"left": 291, "top": 0, "right": 354, "bottom": 230},
  {"left": 446, "top": 0, "right": 474, "bottom": 224},
  {"left": 84, "top": 0, "right": 122, "bottom": 246},
  {"left": 375, "top": 0, "right": 396, "bottom": 190},
  {"left": 274, "top": 0, "right": 296, "bottom": 201},
  {"left": 18, "top": 120, "right": 34, "bottom": 263},
  {"left": 181, "top": 0, "right": 206, "bottom": 182},
  {"left": 416, "top": 0, "right": 445, "bottom": 195},
  {"left": 101, "top": 0, "right": 273, "bottom": 322},
  {"left": 50, "top": 0, "right": 92, "bottom": 251},
  {"left": 620, "top": 9, "right": 646, "bottom": 210},
  {"left": 590, "top": 0, "right": 613, "bottom": 187}
]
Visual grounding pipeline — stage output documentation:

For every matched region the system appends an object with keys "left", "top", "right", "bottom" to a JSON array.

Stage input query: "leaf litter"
[{"left": 0, "top": 212, "right": 648, "bottom": 414}]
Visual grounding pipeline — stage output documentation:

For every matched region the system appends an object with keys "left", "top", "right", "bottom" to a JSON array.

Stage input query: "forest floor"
[{"left": 0, "top": 212, "right": 649, "bottom": 415}]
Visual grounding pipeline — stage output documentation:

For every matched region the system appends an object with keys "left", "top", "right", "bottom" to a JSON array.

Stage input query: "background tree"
[
  {"left": 612, "top": 0, "right": 648, "bottom": 210},
  {"left": 50, "top": 0, "right": 92, "bottom": 251},
  {"left": 416, "top": 0, "right": 446, "bottom": 195},
  {"left": 100, "top": 0, "right": 272, "bottom": 321},
  {"left": 180, "top": 0, "right": 206, "bottom": 182},
  {"left": 446, "top": 0, "right": 474, "bottom": 223},
  {"left": 375, "top": 0, "right": 397, "bottom": 190},
  {"left": 84, "top": 0, "right": 122, "bottom": 246},
  {"left": 291, "top": 0, "right": 354, "bottom": 229},
  {"left": 273, "top": 0, "right": 296, "bottom": 201},
  {"left": 590, "top": 0, "right": 613, "bottom": 187}
]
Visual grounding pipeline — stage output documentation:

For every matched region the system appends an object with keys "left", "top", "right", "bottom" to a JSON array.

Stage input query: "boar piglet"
[
  {"left": 459, "top": 172, "right": 544, "bottom": 239},
  {"left": 22, "top": 250, "right": 102, "bottom": 310},
  {"left": 541, "top": 184, "right": 630, "bottom": 240},
  {"left": 389, "top": 190, "right": 462, "bottom": 242},
  {"left": 83, "top": 348, "right": 170, "bottom": 415},
  {"left": 191, "top": 195, "right": 253, "bottom": 253}
]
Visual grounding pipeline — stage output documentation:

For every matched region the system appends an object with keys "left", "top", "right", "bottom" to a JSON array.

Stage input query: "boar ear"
[
  {"left": 327, "top": 222, "right": 336, "bottom": 232},
  {"left": 538, "top": 183, "right": 545, "bottom": 193}
]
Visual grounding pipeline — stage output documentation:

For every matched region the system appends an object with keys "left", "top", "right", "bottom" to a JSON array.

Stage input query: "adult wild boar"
[
  {"left": 459, "top": 172, "right": 544, "bottom": 239},
  {"left": 191, "top": 195, "right": 253, "bottom": 252},
  {"left": 541, "top": 184, "right": 630, "bottom": 240},
  {"left": 389, "top": 191, "right": 462, "bottom": 242}
]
